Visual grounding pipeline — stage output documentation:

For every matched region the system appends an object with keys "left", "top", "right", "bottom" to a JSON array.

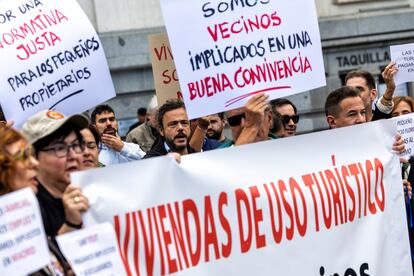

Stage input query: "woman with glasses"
[{"left": 0, "top": 125, "right": 72, "bottom": 275}]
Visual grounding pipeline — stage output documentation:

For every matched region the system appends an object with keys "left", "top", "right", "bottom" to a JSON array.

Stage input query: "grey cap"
[{"left": 22, "top": 110, "right": 89, "bottom": 144}]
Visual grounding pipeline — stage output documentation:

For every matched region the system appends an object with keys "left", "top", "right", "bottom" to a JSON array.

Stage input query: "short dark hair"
[
  {"left": 325, "top": 86, "right": 361, "bottom": 117},
  {"left": 345, "top": 70, "right": 376, "bottom": 90},
  {"left": 91, "top": 105, "right": 115, "bottom": 124},
  {"left": 137, "top": 107, "right": 147, "bottom": 116},
  {"left": 270, "top": 98, "right": 297, "bottom": 114},
  {"left": 33, "top": 122, "right": 84, "bottom": 154},
  {"left": 157, "top": 99, "right": 186, "bottom": 130}
]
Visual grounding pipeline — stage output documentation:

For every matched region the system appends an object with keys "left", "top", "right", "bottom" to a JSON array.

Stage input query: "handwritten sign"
[
  {"left": 73, "top": 119, "right": 412, "bottom": 275},
  {"left": 0, "top": 188, "right": 49, "bottom": 275},
  {"left": 0, "top": 0, "right": 116, "bottom": 128},
  {"left": 56, "top": 223, "right": 127, "bottom": 276},
  {"left": 391, "top": 43, "right": 414, "bottom": 85},
  {"left": 395, "top": 113, "right": 414, "bottom": 160},
  {"left": 160, "top": 0, "right": 326, "bottom": 119},
  {"left": 148, "top": 33, "right": 182, "bottom": 105}
]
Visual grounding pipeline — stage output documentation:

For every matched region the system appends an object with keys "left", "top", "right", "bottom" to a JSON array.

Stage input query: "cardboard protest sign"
[
  {"left": 159, "top": 0, "right": 326, "bottom": 119},
  {"left": 57, "top": 223, "right": 127, "bottom": 276},
  {"left": 391, "top": 43, "right": 414, "bottom": 85},
  {"left": 0, "top": 0, "right": 116, "bottom": 128},
  {"left": 73, "top": 119, "right": 412, "bottom": 276},
  {"left": 0, "top": 188, "right": 49, "bottom": 275},
  {"left": 395, "top": 113, "right": 414, "bottom": 160},
  {"left": 148, "top": 33, "right": 182, "bottom": 105}
]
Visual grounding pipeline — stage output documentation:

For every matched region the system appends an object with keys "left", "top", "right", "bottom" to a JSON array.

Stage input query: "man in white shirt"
[{"left": 91, "top": 104, "right": 145, "bottom": 166}]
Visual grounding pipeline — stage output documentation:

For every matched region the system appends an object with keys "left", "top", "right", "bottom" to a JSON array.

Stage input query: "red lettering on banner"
[
  {"left": 289, "top": 178, "right": 308, "bottom": 236},
  {"left": 235, "top": 189, "right": 252, "bottom": 253},
  {"left": 218, "top": 192, "right": 232, "bottom": 258},
  {"left": 302, "top": 174, "right": 319, "bottom": 232},
  {"left": 138, "top": 210, "right": 155, "bottom": 276},
  {"left": 132, "top": 212, "right": 140, "bottom": 275},
  {"left": 158, "top": 205, "right": 178, "bottom": 274},
  {"left": 206, "top": 11, "right": 282, "bottom": 42},
  {"left": 152, "top": 208, "right": 166, "bottom": 275},
  {"left": 264, "top": 182, "right": 283, "bottom": 243},
  {"left": 358, "top": 163, "right": 369, "bottom": 217},
  {"left": 183, "top": 199, "right": 201, "bottom": 266},
  {"left": 249, "top": 186, "right": 266, "bottom": 249},
  {"left": 348, "top": 164, "right": 363, "bottom": 219},
  {"left": 341, "top": 166, "right": 356, "bottom": 222},
  {"left": 313, "top": 173, "right": 332, "bottom": 229},
  {"left": 167, "top": 203, "right": 190, "bottom": 271},
  {"left": 279, "top": 180, "right": 294, "bottom": 240},
  {"left": 109, "top": 156, "right": 388, "bottom": 274},
  {"left": 114, "top": 214, "right": 133, "bottom": 276},
  {"left": 325, "top": 169, "right": 344, "bottom": 226},
  {"left": 204, "top": 196, "right": 220, "bottom": 262},
  {"left": 365, "top": 160, "right": 377, "bottom": 215},
  {"left": 374, "top": 159, "right": 385, "bottom": 211}
]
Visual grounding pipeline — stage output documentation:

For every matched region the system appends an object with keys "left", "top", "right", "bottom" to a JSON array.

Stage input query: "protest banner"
[
  {"left": 391, "top": 43, "right": 414, "bottom": 85},
  {"left": 159, "top": 0, "right": 326, "bottom": 119},
  {"left": 57, "top": 222, "right": 127, "bottom": 276},
  {"left": 0, "top": 0, "right": 116, "bottom": 128},
  {"left": 73, "top": 119, "right": 412, "bottom": 276},
  {"left": 395, "top": 113, "right": 414, "bottom": 160},
  {"left": 148, "top": 33, "right": 182, "bottom": 105},
  {"left": 0, "top": 188, "right": 49, "bottom": 275}
]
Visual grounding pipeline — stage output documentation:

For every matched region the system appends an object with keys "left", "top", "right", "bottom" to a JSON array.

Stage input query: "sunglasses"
[
  {"left": 227, "top": 113, "right": 245, "bottom": 127},
  {"left": 281, "top": 115, "right": 299, "bottom": 124}
]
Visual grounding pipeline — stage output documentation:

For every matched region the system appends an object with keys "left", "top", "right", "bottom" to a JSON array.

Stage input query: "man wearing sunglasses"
[
  {"left": 22, "top": 110, "right": 90, "bottom": 238},
  {"left": 222, "top": 93, "right": 274, "bottom": 147},
  {"left": 270, "top": 98, "right": 299, "bottom": 137}
]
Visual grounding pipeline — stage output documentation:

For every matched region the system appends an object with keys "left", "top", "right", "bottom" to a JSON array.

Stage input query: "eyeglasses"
[
  {"left": 40, "top": 142, "right": 84, "bottom": 158},
  {"left": 227, "top": 113, "right": 245, "bottom": 127},
  {"left": 281, "top": 115, "right": 299, "bottom": 124}
]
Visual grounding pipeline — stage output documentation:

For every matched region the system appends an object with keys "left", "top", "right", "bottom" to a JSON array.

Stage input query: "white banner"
[
  {"left": 73, "top": 119, "right": 412, "bottom": 276},
  {"left": 0, "top": 0, "right": 116, "bottom": 128},
  {"left": 391, "top": 43, "right": 414, "bottom": 85},
  {"left": 57, "top": 222, "right": 127, "bottom": 276},
  {"left": 160, "top": 0, "right": 326, "bottom": 119},
  {"left": 0, "top": 188, "right": 49, "bottom": 275}
]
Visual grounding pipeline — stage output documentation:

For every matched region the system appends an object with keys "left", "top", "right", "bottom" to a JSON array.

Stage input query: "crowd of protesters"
[{"left": 1, "top": 60, "right": 414, "bottom": 274}]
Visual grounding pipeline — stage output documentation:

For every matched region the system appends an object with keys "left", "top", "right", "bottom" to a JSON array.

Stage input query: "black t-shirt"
[{"left": 36, "top": 183, "right": 65, "bottom": 238}]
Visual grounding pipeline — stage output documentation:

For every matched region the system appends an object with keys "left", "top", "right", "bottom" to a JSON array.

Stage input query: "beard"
[
  {"left": 206, "top": 128, "right": 222, "bottom": 140},
  {"left": 165, "top": 131, "right": 188, "bottom": 152},
  {"left": 103, "top": 126, "right": 117, "bottom": 136}
]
